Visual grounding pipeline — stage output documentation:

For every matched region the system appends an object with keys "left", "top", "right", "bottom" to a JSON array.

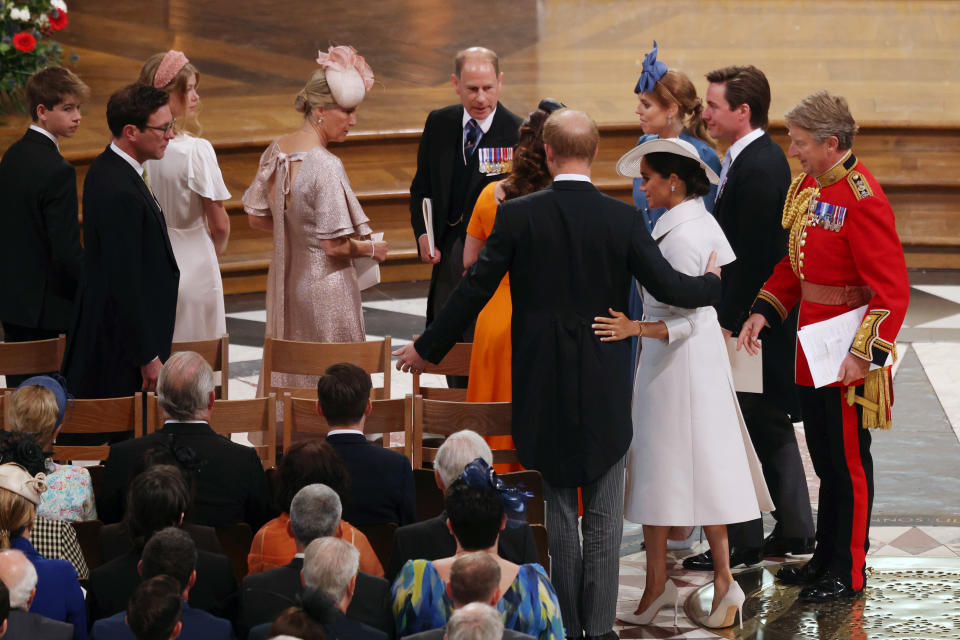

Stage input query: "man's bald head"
[
  {"left": 542, "top": 109, "right": 599, "bottom": 167},
  {"left": 449, "top": 551, "right": 501, "bottom": 607},
  {"left": 0, "top": 549, "right": 37, "bottom": 610},
  {"left": 157, "top": 351, "right": 215, "bottom": 421},
  {"left": 454, "top": 47, "right": 500, "bottom": 78}
]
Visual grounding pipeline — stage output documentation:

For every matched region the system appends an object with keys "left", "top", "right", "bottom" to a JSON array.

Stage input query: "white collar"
[
  {"left": 553, "top": 173, "right": 592, "bottom": 183},
  {"left": 726, "top": 128, "right": 764, "bottom": 165},
  {"left": 164, "top": 419, "right": 208, "bottom": 424},
  {"left": 294, "top": 552, "right": 305, "bottom": 559},
  {"left": 28, "top": 124, "right": 59, "bottom": 149},
  {"left": 328, "top": 428, "right": 364, "bottom": 437},
  {"left": 109, "top": 141, "right": 144, "bottom": 176},
  {"left": 651, "top": 198, "right": 708, "bottom": 240},
  {"left": 462, "top": 107, "right": 497, "bottom": 134}
]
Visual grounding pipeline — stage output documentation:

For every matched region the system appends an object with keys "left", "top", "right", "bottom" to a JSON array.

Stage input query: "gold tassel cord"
[{"left": 845, "top": 346, "right": 897, "bottom": 430}]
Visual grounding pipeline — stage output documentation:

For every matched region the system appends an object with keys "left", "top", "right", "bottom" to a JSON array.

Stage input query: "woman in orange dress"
[{"left": 463, "top": 99, "right": 564, "bottom": 470}]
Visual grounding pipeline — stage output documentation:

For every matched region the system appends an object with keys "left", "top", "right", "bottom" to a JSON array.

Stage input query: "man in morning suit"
[
  {"left": 0, "top": 67, "right": 88, "bottom": 386},
  {"left": 97, "top": 351, "right": 269, "bottom": 528},
  {"left": 90, "top": 529, "right": 234, "bottom": 639},
  {"left": 410, "top": 47, "right": 522, "bottom": 383},
  {"left": 62, "top": 83, "right": 179, "bottom": 398},
  {"left": 396, "top": 109, "right": 722, "bottom": 639},
  {"left": 682, "top": 65, "right": 816, "bottom": 573},
  {"left": 240, "top": 484, "right": 392, "bottom": 638},
  {"left": 0, "top": 550, "right": 73, "bottom": 640},
  {"left": 386, "top": 430, "right": 537, "bottom": 581},
  {"left": 318, "top": 363, "right": 415, "bottom": 526}
]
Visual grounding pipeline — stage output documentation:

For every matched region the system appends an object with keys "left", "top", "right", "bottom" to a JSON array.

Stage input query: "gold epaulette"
[
  {"left": 847, "top": 171, "right": 873, "bottom": 200},
  {"left": 846, "top": 346, "right": 897, "bottom": 429}
]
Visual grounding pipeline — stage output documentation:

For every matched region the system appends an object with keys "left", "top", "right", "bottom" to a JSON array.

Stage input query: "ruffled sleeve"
[
  {"left": 186, "top": 136, "right": 231, "bottom": 202},
  {"left": 302, "top": 148, "right": 372, "bottom": 240},
  {"left": 390, "top": 559, "right": 452, "bottom": 637},
  {"left": 242, "top": 141, "right": 288, "bottom": 218}
]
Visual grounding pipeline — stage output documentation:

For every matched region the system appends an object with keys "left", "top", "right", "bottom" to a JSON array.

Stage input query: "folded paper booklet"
[
  {"left": 796, "top": 304, "right": 892, "bottom": 388},
  {"left": 725, "top": 336, "right": 763, "bottom": 393},
  {"left": 355, "top": 232, "right": 384, "bottom": 291},
  {"left": 422, "top": 198, "right": 435, "bottom": 258}
]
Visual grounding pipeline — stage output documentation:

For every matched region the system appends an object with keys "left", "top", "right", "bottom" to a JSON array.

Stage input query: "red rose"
[
  {"left": 12, "top": 32, "right": 37, "bottom": 53},
  {"left": 49, "top": 10, "right": 68, "bottom": 31}
]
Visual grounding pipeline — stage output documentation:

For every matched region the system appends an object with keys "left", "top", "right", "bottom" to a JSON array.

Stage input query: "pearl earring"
[
  {"left": 317, "top": 118, "right": 323, "bottom": 124},
  {"left": 671, "top": 185, "right": 675, "bottom": 192}
]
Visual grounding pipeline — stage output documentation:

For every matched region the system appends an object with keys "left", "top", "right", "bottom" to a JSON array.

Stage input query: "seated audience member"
[
  {"left": 241, "top": 484, "right": 391, "bottom": 637},
  {"left": 123, "top": 576, "right": 183, "bottom": 640},
  {"left": 447, "top": 604, "right": 508, "bottom": 640},
  {"left": 387, "top": 431, "right": 537, "bottom": 580},
  {"left": 87, "top": 465, "right": 236, "bottom": 625},
  {"left": 392, "top": 464, "right": 563, "bottom": 640},
  {"left": 318, "top": 363, "right": 415, "bottom": 526},
  {"left": 0, "top": 550, "right": 73, "bottom": 640},
  {"left": 249, "top": 537, "right": 387, "bottom": 640},
  {"left": 405, "top": 553, "right": 534, "bottom": 640},
  {"left": 0, "top": 432, "right": 88, "bottom": 580},
  {"left": 0, "top": 464, "right": 86, "bottom": 638},
  {"left": 98, "top": 351, "right": 269, "bottom": 528},
  {"left": 261, "top": 588, "right": 335, "bottom": 640},
  {"left": 247, "top": 441, "right": 382, "bottom": 576},
  {"left": 8, "top": 376, "right": 97, "bottom": 521},
  {"left": 91, "top": 528, "right": 234, "bottom": 639}
]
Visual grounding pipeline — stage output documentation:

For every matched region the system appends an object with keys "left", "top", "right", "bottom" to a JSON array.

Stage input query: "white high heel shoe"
[
  {"left": 618, "top": 579, "right": 679, "bottom": 626},
  {"left": 703, "top": 581, "right": 745, "bottom": 629}
]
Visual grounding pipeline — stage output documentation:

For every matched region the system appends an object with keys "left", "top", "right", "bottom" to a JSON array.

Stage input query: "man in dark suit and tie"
[
  {"left": 682, "top": 65, "right": 815, "bottom": 573},
  {"left": 62, "top": 83, "right": 180, "bottom": 398},
  {"left": 0, "top": 67, "right": 88, "bottom": 386},
  {"left": 318, "top": 363, "right": 415, "bottom": 526},
  {"left": 396, "top": 109, "right": 721, "bottom": 640},
  {"left": 410, "top": 47, "right": 522, "bottom": 383}
]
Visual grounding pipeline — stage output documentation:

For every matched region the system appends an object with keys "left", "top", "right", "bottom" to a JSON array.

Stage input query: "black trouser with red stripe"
[{"left": 798, "top": 384, "right": 874, "bottom": 590}]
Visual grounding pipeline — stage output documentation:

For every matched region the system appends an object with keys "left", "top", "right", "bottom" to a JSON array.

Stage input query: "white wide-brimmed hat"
[{"left": 616, "top": 137, "right": 720, "bottom": 185}]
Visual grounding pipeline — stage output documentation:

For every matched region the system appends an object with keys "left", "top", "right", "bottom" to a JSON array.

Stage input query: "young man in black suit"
[
  {"left": 0, "top": 67, "right": 88, "bottom": 385},
  {"left": 97, "top": 352, "right": 269, "bottom": 529},
  {"left": 409, "top": 47, "right": 522, "bottom": 383},
  {"left": 396, "top": 109, "right": 721, "bottom": 640},
  {"left": 318, "top": 363, "right": 415, "bottom": 526},
  {"left": 386, "top": 429, "right": 537, "bottom": 581},
  {"left": 62, "top": 83, "right": 180, "bottom": 398},
  {"left": 680, "top": 66, "right": 816, "bottom": 574}
]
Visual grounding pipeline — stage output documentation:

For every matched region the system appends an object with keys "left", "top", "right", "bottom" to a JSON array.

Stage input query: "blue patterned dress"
[{"left": 391, "top": 559, "right": 564, "bottom": 640}]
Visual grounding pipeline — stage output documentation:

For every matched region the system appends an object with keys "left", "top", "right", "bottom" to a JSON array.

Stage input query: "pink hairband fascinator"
[
  {"left": 154, "top": 50, "right": 190, "bottom": 89},
  {"left": 316, "top": 45, "right": 374, "bottom": 109}
]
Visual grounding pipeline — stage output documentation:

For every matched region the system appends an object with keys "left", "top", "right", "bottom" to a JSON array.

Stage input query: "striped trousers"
[{"left": 543, "top": 456, "right": 625, "bottom": 638}]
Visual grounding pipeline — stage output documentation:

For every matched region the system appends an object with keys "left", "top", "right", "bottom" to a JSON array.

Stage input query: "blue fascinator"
[
  {"left": 17, "top": 374, "right": 71, "bottom": 428},
  {"left": 634, "top": 40, "right": 668, "bottom": 95},
  {"left": 460, "top": 458, "right": 533, "bottom": 520}
]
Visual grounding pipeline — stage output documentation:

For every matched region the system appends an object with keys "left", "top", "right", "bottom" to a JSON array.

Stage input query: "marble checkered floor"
[{"left": 223, "top": 271, "right": 960, "bottom": 638}]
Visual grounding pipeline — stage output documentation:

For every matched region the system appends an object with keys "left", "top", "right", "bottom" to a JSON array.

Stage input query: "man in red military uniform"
[{"left": 738, "top": 91, "right": 910, "bottom": 602}]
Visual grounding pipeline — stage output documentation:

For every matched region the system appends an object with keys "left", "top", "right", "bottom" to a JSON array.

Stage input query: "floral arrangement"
[{"left": 0, "top": 0, "right": 71, "bottom": 113}]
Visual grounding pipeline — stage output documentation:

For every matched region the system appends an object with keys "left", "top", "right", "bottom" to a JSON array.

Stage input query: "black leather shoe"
[
  {"left": 763, "top": 532, "right": 815, "bottom": 557},
  {"left": 776, "top": 561, "right": 825, "bottom": 585},
  {"left": 681, "top": 547, "right": 762, "bottom": 571},
  {"left": 798, "top": 574, "right": 863, "bottom": 602}
]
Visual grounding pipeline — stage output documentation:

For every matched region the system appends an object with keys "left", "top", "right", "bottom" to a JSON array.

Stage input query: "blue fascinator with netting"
[
  {"left": 460, "top": 458, "right": 533, "bottom": 520},
  {"left": 634, "top": 40, "right": 668, "bottom": 94}
]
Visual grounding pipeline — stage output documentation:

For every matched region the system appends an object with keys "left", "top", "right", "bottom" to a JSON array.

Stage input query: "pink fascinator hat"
[{"left": 316, "top": 45, "right": 374, "bottom": 109}]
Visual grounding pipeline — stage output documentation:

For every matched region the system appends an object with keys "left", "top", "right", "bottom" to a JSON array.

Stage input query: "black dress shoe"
[
  {"left": 798, "top": 574, "right": 863, "bottom": 602},
  {"left": 763, "top": 532, "right": 815, "bottom": 557},
  {"left": 681, "top": 547, "right": 762, "bottom": 571},
  {"left": 776, "top": 560, "right": 826, "bottom": 585}
]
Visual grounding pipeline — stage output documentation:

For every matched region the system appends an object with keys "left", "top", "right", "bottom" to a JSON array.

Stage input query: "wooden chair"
[
  {"left": 411, "top": 342, "right": 471, "bottom": 401},
  {"left": 261, "top": 337, "right": 392, "bottom": 400},
  {"left": 52, "top": 394, "right": 147, "bottom": 463},
  {"left": 500, "top": 470, "right": 545, "bottom": 525},
  {"left": 354, "top": 522, "right": 397, "bottom": 572},
  {"left": 0, "top": 335, "right": 66, "bottom": 384},
  {"left": 71, "top": 520, "right": 103, "bottom": 575},
  {"left": 413, "top": 468, "right": 445, "bottom": 522},
  {"left": 411, "top": 396, "right": 514, "bottom": 469},
  {"left": 171, "top": 334, "right": 230, "bottom": 399},
  {"left": 530, "top": 523, "right": 551, "bottom": 576},
  {"left": 147, "top": 393, "right": 277, "bottom": 469},
  {"left": 281, "top": 393, "right": 412, "bottom": 461},
  {"left": 215, "top": 522, "right": 254, "bottom": 583}
]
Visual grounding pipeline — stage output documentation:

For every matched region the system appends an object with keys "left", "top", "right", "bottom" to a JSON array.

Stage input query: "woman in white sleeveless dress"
[
  {"left": 139, "top": 50, "right": 230, "bottom": 341},
  {"left": 594, "top": 138, "right": 773, "bottom": 629}
]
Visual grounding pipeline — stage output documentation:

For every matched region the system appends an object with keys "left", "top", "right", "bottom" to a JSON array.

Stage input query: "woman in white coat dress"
[{"left": 593, "top": 138, "right": 773, "bottom": 629}]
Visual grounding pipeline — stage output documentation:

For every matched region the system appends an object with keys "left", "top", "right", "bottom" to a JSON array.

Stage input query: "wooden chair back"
[
  {"left": 215, "top": 522, "right": 254, "bottom": 583},
  {"left": 413, "top": 468, "right": 445, "bottom": 522},
  {"left": 281, "top": 393, "right": 412, "bottom": 461},
  {"left": 354, "top": 522, "right": 397, "bottom": 572},
  {"left": 71, "top": 520, "right": 103, "bottom": 574},
  {"left": 500, "top": 470, "right": 545, "bottom": 525},
  {"left": 147, "top": 393, "right": 277, "bottom": 469},
  {"left": 261, "top": 337, "right": 392, "bottom": 400},
  {"left": 530, "top": 523, "right": 551, "bottom": 576},
  {"left": 52, "top": 394, "right": 147, "bottom": 463},
  {"left": 171, "top": 334, "right": 230, "bottom": 399},
  {"left": 411, "top": 342, "right": 471, "bottom": 401},
  {"left": 0, "top": 335, "right": 66, "bottom": 380},
  {"left": 412, "top": 396, "right": 514, "bottom": 468}
]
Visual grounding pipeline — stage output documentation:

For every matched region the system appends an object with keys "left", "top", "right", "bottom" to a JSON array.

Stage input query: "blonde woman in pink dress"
[{"left": 243, "top": 47, "right": 387, "bottom": 392}]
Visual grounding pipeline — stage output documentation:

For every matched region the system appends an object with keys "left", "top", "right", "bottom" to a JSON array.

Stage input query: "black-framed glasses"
[{"left": 143, "top": 118, "right": 176, "bottom": 135}]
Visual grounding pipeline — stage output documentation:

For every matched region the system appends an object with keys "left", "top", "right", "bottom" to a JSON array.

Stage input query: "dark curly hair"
[
  {"left": 276, "top": 441, "right": 350, "bottom": 513},
  {"left": 500, "top": 108, "right": 552, "bottom": 201},
  {"left": 444, "top": 478, "right": 504, "bottom": 551},
  {"left": 0, "top": 431, "right": 46, "bottom": 475}
]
